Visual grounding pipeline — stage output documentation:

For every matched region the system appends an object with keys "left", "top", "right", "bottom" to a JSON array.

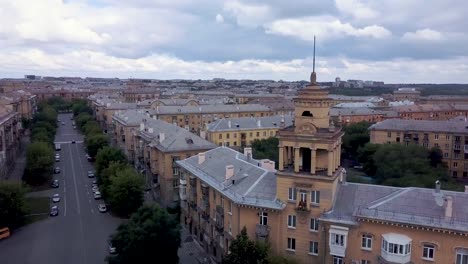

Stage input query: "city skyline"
[{"left": 0, "top": 0, "right": 467, "bottom": 83}]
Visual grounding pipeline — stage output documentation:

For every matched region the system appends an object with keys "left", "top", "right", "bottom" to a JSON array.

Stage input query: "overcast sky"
[{"left": 0, "top": 0, "right": 467, "bottom": 83}]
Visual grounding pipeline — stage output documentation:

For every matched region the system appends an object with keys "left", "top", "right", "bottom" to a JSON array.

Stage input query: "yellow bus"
[{"left": 0, "top": 227, "right": 10, "bottom": 240}]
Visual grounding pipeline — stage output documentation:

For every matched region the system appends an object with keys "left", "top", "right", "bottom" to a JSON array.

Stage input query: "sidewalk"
[{"left": 178, "top": 227, "right": 215, "bottom": 264}]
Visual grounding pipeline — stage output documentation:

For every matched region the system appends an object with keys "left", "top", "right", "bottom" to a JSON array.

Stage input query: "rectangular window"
[
  {"left": 287, "top": 215, "right": 296, "bottom": 228},
  {"left": 259, "top": 212, "right": 268, "bottom": 225},
  {"left": 387, "top": 132, "right": 391, "bottom": 138},
  {"left": 311, "top": 190, "right": 320, "bottom": 204},
  {"left": 300, "top": 192, "right": 307, "bottom": 203},
  {"left": 256, "top": 132, "right": 260, "bottom": 137},
  {"left": 310, "top": 218, "right": 319, "bottom": 231},
  {"left": 219, "top": 134, "right": 222, "bottom": 139},
  {"left": 454, "top": 162, "right": 458, "bottom": 168},
  {"left": 435, "top": 134, "right": 439, "bottom": 140},
  {"left": 287, "top": 238, "right": 296, "bottom": 251},
  {"left": 333, "top": 256, "right": 344, "bottom": 264},
  {"left": 228, "top": 201, "right": 232, "bottom": 214},
  {"left": 263, "top": 131, "right": 266, "bottom": 137},
  {"left": 361, "top": 234, "right": 372, "bottom": 250},
  {"left": 445, "top": 143, "right": 450, "bottom": 149},
  {"left": 331, "top": 233, "right": 344, "bottom": 246},
  {"left": 456, "top": 249, "right": 468, "bottom": 264},
  {"left": 288, "top": 187, "right": 297, "bottom": 201},
  {"left": 423, "top": 244, "right": 435, "bottom": 260},
  {"left": 361, "top": 261, "right": 370, "bottom": 264},
  {"left": 309, "top": 241, "right": 319, "bottom": 255},
  {"left": 226, "top": 133, "right": 230, "bottom": 139},
  {"left": 444, "top": 153, "right": 449, "bottom": 158},
  {"left": 172, "top": 167, "right": 180, "bottom": 176},
  {"left": 446, "top": 135, "right": 451, "bottom": 140}
]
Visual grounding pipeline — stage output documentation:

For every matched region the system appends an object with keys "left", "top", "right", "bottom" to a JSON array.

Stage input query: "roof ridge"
[{"left": 368, "top": 188, "right": 412, "bottom": 209}]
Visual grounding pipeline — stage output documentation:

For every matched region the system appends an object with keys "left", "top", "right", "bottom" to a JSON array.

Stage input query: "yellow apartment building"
[
  {"left": 147, "top": 104, "right": 275, "bottom": 135},
  {"left": 112, "top": 110, "right": 216, "bottom": 207},
  {"left": 176, "top": 69, "right": 468, "bottom": 264},
  {"left": 204, "top": 115, "right": 293, "bottom": 149},
  {"left": 370, "top": 118, "right": 468, "bottom": 179}
]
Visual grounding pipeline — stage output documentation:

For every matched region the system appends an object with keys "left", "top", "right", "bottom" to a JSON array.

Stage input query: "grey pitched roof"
[
  {"left": 113, "top": 110, "right": 217, "bottom": 152},
  {"left": 207, "top": 115, "right": 293, "bottom": 132},
  {"left": 322, "top": 182, "right": 468, "bottom": 232},
  {"left": 176, "top": 147, "right": 285, "bottom": 210},
  {"left": 149, "top": 104, "right": 272, "bottom": 115},
  {"left": 370, "top": 118, "right": 468, "bottom": 133},
  {"left": 330, "top": 107, "right": 398, "bottom": 117}
]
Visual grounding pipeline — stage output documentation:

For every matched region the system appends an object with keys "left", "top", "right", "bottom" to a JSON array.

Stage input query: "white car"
[
  {"left": 52, "top": 194, "right": 60, "bottom": 203},
  {"left": 98, "top": 204, "right": 107, "bottom": 213},
  {"left": 92, "top": 186, "right": 99, "bottom": 193},
  {"left": 94, "top": 191, "right": 102, "bottom": 199}
]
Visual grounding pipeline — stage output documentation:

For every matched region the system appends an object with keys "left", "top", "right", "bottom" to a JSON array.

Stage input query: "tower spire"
[{"left": 310, "top": 35, "right": 317, "bottom": 84}]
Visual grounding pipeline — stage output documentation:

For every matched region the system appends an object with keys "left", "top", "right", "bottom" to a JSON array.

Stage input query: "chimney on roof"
[
  {"left": 198, "top": 152, "right": 205, "bottom": 164},
  {"left": 445, "top": 196, "right": 453, "bottom": 218},
  {"left": 257, "top": 119, "right": 261, "bottom": 127},
  {"left": 225, "top": 165, "right": 234, "bottom": 180},
  {"left": 280, "top": 115, "right": 285, "bottom": 128},
  {"left": 260, "top": 159, "right": 276, "bottom": 172},
  {"left": 159, "top": 132, "right": 165, "bottom": 143},
  {"left": 244, "top": 147, "right": 252, "bottom": 160},
  {"left": 435, "top": 180, "right": 441, "bottom": 193},
  {"left": 228, "top": 120, "right": 231, "bottom": 128},
  {"left": 140, "top": 122, "right": 145, "bottom": 131}
]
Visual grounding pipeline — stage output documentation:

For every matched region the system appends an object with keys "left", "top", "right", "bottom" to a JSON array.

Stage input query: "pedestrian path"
[
  {"left": 5, "top": 135, "right": 29, "bottom": 182},
  {"left": 178, "top": 227, "right": 214, "bottom": 264}
]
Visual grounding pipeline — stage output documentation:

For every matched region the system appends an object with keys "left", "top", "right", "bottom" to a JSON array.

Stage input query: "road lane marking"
[
  {"left": 64, "top": 196, "right": 67, "bottom": 217},
  {"left": 68, "top": 146, "right": 81, "bottom": 215},
  {"left": 91, "top": 208, "right": 95, "bottom": 214}
]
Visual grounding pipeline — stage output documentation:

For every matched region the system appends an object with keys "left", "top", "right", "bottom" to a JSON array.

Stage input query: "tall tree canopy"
[
  {"left": 0, "top": 182, "right": 29, "bottom": 229},
  {"left": 251, "top": 137, "right": 279, "bottom": 168}
]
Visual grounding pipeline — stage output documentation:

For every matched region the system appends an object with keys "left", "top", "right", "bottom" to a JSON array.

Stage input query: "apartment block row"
[{"left": 174, "top": 71, "right": 468, "bottom": 264}]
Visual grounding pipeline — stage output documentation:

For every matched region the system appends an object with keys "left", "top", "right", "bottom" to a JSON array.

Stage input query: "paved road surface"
[{"left": 0, "top": 113, "right": 122, "bottom": 264}]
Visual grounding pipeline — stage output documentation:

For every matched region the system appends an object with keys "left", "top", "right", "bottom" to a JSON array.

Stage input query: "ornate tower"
[{"left": 275, "top": 37, "right": 345, "bottom": 263}]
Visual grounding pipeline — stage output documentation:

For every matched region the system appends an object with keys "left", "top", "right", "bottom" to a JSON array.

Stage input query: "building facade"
[
  {"left": 370, "top": 118, "right": 468, "bottom": 180},
  {"left": 205, "top": 115, "right": 293, "bottom": 149},
  {"left": 0, "top": 108, "right": 22, "bottom": 178}
]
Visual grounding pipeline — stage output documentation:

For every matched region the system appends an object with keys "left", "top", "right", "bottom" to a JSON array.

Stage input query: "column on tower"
[
  {"left": 327, "top": 148, "right": 333, "bottom": 176},
  {"left": 278, "top": 146, "right": 284, "bottom": 171},
  {"left": 294, "top": 147, "right": 300, "bottom": 173},
  {"left": 310, "top": 147, "right": 316, "bottom": 174}
]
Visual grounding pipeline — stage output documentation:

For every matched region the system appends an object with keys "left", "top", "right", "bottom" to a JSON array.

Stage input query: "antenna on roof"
[{"left": 313, "top": 35, "right": 316, "bottom": 73}]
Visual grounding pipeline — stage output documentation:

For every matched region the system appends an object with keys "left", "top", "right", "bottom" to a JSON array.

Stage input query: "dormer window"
[{"left": 302, "top": 111, "right": 313, "bottom": 117}]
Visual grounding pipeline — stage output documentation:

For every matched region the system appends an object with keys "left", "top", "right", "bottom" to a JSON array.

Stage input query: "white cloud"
[
  {"left": 266, "top": 16, "right": 391, "bottom": 41},
  {"left": 402, "top": 28, "right": 443, "bottom": 42},
  {"left": 215, "top": 14, "right": 224, "bottom": 23},
  {"left": 335, "top": 0, "right": 378, "bottom": 19},
  {"left": 223, "top": 1, "right": 273, "bottom": 27}
]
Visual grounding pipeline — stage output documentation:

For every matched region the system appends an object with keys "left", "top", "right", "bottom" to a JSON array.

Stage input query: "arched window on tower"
[{"left": 302, "top": 111, "right": 313, "bottom": 117}]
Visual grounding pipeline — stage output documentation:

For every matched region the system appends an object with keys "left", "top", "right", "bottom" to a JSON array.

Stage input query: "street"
[{"left": 0, "top": 113, "right": 122, "bottom": 264}]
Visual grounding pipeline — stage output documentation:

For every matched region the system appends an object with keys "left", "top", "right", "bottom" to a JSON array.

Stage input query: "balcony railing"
[
  {"left": 295, "top": 200, "right": 310, "bottom": 213},
  {"left": 255, "top": 224, "right": 270, "bottom": 238}
]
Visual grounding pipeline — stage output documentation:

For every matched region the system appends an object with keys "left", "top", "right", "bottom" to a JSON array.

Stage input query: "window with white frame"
[
  {"left": 287, "top": 238, "right": 296, "bottom": 251},
  {"left": 382, "top": 238, "right": 411, "bottom": 255},
  {"left": 456, "top": 248, "right": 468, "bottom": 264},
  {"left": 172, "top": 167, "right": 180, "bottom": 176},
  {"left": 300, "top": 192, "right": 307, "bottom": 202},
  {"left": 228, "top": 201, "right": 232, "bottom": 214},
  {"left": 309, "top": 241, "right": 318, "bottom": 255},
  {"left": 423, "top": 244, "right": 435, "bottom": 260},
  {"left": 259, "top": 212, "right": 268, "bottom": 226},
  {"left": 331, "top": 233, "right": 345, "bottom": 246},
  {"left": 333, "top": 256, "right": 343, "bottom": 264},
  {"left": 310, "top": 218, "right": 319, "bottom": 231},
  {"left": 287, "top": 215, "right": 296, "bottom": 228},
  {"left": 311, "top": 190, "right": 320, "bottom": 204},
  {"left": 288, "top": 187, "right": 297, "bottom": 201},
  {"left": 361, "top": 234, "right": 372, "bottom": 250}
]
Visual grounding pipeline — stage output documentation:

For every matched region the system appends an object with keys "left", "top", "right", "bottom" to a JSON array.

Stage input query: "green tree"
[
  {"left": 223, "top": 227, "right": 269, "bottom": 264},
  {"left": 100, "top": 162, "right": 129, "bottom": 198},
  {"left": 83, "top": 120, "right": 102, "bottom": 136},
  {"left": 251, "top": 137, "right": 279, "bottom": 168},
  {"left": 96, "top": 146, "right": 127, "bottom": 176},
  {"left": 429, "top": 147, "right": 444, "bottom": 167},
  {"left": 267, "top": 255, "right": 300, "bottom": 264},
  {"left": 86, "top": 134, "right": 109, "bottom": 157},
  {"left": 107, "top": 204, "right": 181, "bottom": 264},
  {"left": 107, "top": 167, "right": 144, "bottom": 217},
  {"left": 342, "top": 121, "right": 372, "bottom": 159},
  {"left": 72, "top": 103, "right": 93, "bottom": 116},
  {"left": 0, "top": 182, "right": 29, "bottom": 229},
  {"left": 75, "top": 113, "right": 93, "bottom": 130},
  {"left": 23, "top": 141, "right": 54, "bottom": 185},
  {"left": 31, "top": 131, "right": 51, "bottom": 143},
  {"left": 357, "top": 143, "right": 380, "bottom": 176}
]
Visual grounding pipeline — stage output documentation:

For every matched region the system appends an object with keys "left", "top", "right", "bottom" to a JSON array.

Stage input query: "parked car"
[
  {"left": 108, "top": 242, "right": 116, "bottom": 254},
  {"left": 87, "top": 171, "right": 95, "bottom": 178},
  {"left": 98, "top": 204, "right": 107, "bottom": 213},
  {"left": 52, "top": 194, "right": 60, "bottom": 203},
  {"left": 61, "top": 122, "right": 65, "bottom": 125},
  {"left": 54, "top": 167, "right": 61, "bottom": 174},
  {"left": 71, "top": 140, "right": 76, "bottom": 144},
  {"left": 92, "top": 186, "right": 99, "bottom": 193},
  {"left": 51, "top": 179, "right": 59, "bottom": 188},
  {"left": 94, "top": 191, "right": 102, "bottom": 199},
  {"left": 50, "top": 206, "right": 59, "bottom": 216}
]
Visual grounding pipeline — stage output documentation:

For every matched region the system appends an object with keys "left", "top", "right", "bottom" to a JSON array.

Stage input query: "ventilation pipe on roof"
[
  {"left": 198, "top": 152, "right": 205, "bottom": 164},
  {"left": 244, "top": 147, "right": 252, "bottom": 160},
  {"left": 148, "top": 128, "right": 153, "bottom": 133},
  {"left": 257, "top": 120, "right": 261, "bottom": 127},
  {"left": 225, "top": 165, "right": 234, "bottom": 180},
  {"left": 435, "top": 180, "right": 441, "bottom": 193},
  {"left": 159, "top": 132, "right": 165, "bottom": 143},
  {"left": 140, "top": 122, "right": 145, "bottom": 131},
  {"left": 228, "top": 120, "right": 231, "bottom": 128},
  {"left": 445, "top": 196, "right": 453, "bottom": 218}
]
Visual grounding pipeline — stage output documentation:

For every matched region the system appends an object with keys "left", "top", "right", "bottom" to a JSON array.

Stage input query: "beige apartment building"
[
  {"left": 176, "top": 70, "right": 468, "bottom": 264},
  {"left": 147, "top": 104, "right": 275, "bottom": 135},
  {"left": 0, "top": 90, "right": 37, "bottom": 119},
  {"left": 204, "top": 115, "right": 293, "bottom": 149},
  {"left": 112, "top": 110, "right": 216, "bottom": 207},
  {"left": 370, "top": 118, "right": 468, "bottom": 179},
  {"left": 0, "top": 106, "right": 22, "bottom": 178}
]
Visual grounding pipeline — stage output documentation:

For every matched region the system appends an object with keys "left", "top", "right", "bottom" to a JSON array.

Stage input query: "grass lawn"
[{"left": 25, "top": 197, "right": 50, "bottom": 224}]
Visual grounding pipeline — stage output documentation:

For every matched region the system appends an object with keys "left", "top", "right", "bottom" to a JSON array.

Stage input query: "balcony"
[
  {"left": 179, "top": 187, "right": 187, "bottom": 201},
  {"left": 379, "top": 251, "right": 412, "bottom": 264},
  {"left": 201, "top": 211, "right": 210, "bottom": 222},
  {"left": 255, "top": 224, "right": 270, "bottom": 239},
  {"left": 215, "top": 205, "right": 224, "bottom": 232},
  {"left": 188, "top": 188, "right": 197, "bottom": 202},
  {"left": 295, "top": 200, "right": 310, "bottom": 213}
]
